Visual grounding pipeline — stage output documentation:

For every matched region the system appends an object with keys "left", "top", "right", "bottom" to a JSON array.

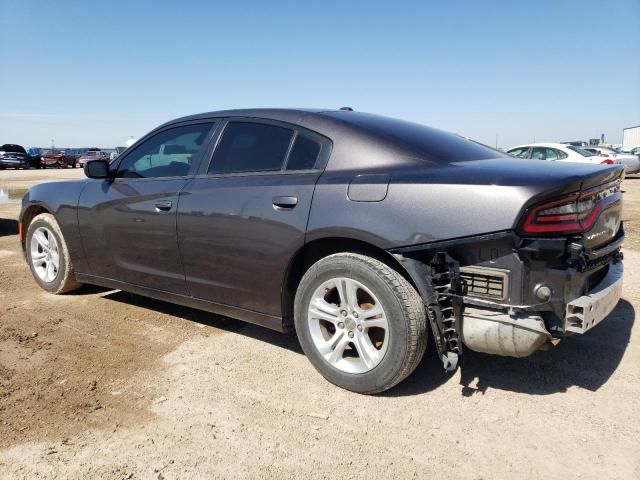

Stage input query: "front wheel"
[
  {"left": 294, "top": 253, "right": 427, "bottom": 394},
  {"left": 26, "top": 213, "right": 82, "bottom": 294}
]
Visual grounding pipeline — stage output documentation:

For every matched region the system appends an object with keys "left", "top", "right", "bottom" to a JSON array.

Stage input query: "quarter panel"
[{"left": 306, "top": 171, "right": 536, "bottom": 249}]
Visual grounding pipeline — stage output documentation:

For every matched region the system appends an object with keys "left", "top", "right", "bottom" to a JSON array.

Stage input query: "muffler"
[{"left": 461, "top": 307, "right": 551, "bottom": 357}]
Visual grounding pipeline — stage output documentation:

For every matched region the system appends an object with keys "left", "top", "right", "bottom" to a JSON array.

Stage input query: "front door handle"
[
  {"left": 272, "top": 196, "right": 298, "bottom": 210},
  {"left": 154, "top": 200, "right": 173, "bottom": 212}
]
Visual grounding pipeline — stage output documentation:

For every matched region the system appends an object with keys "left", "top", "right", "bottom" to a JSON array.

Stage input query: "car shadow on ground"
[
  {"left": 97, "top": 289, "right": 304, "bottom": 353},
  {"left": 85, "top": 286, "right": 634, "bottom": 398},
  {"left": 388, "top": 299, "right": 635, "bottom": 397},
  {"left": 0, "top": 218, "right": 18, "bottom": 237}
]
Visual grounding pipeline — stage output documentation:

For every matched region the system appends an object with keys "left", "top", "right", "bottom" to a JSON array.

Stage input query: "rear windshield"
[
  {"left": 568, "top": 146, "right": 595, "bottom": 157},
  {"left": 322, "top": 111, "right": 507, "bottom": 163},
  {"left": 1, "top": 144, "right": 26, "bottom": 154}
]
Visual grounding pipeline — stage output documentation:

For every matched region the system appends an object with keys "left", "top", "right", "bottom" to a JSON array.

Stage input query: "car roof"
[{"left": 149, "top": 108, "right": 508, "bottom": 171}]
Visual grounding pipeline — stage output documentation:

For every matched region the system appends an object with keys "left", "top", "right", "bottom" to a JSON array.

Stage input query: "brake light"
[
  {"left": 600, "top": 159, "right": 614, "bottom": 165},
  {"left": 521, "top": 184, "right": 621, "bottom": 235}
]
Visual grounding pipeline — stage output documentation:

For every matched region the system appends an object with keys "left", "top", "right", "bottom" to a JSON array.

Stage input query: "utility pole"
[{"left": 495, "top": 133, "right": 498, "bottom": 149}]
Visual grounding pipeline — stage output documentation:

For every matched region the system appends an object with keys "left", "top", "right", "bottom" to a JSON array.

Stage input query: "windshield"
[
  {"left": 85, "top": 151, "right": 101, "bottom": 157},
  {"left": 0, "top": 144, "right": 26, "bottom": 154},
  {"left": 568, "top": 146, "right": 595, "bottom": 157}
]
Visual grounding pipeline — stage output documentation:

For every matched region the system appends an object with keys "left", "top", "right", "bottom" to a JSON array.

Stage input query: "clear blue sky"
[{"left": 1, "top": 0, "right": 638, "bottom": 149}]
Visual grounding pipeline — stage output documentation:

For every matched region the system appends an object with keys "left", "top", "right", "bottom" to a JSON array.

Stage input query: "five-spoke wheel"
[{"left": 295, "top": 253, "right": 427, "bottom": 394}]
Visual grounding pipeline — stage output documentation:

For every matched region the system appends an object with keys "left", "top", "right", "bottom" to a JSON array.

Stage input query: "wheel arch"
[
  {"left": 281, "top": 236, "right": 419, "bottom": 330},
  {"left": 20, "top": 204, "right": 54, "bottom": 252}
]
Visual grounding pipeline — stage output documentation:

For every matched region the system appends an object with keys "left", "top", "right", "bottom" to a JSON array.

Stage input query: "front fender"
[{"left": 20, "top": 180, "right": 90, "bottom": 274}]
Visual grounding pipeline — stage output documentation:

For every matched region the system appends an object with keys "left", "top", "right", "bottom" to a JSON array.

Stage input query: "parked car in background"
[
  {"left": 19, "top": 108, "right": 625, "bottom": 394},
  {"left": 582, "top": 146, "right": 640, "bottom": 174},
  {"left": 41, "top": 149, "right": 77, "bottom": 168},
  {"left": 26, "top": 147, "right": 43, "bottom": 168},
  {"left": 77, "top": 150, "right": 109, "bottom": 167},
  {"left": 110, "top": 146, "right": 127, "bottom": 161},
  {"left": 0, "top": 144, "right": 30, "bottom": 169},
  {"left": 622, "top": 145, "right": 640, "bottom": 156},
  {"left": 507, "top": 143, "right": 613, "bottom": 165}
]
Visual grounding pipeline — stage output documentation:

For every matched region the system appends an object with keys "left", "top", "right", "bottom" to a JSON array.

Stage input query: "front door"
[
  {"left": 78, "top": 121, "right": 216, "bottom": 294},
  {"left": 178, "top": 120, "right": 330, "bottom": 316}
]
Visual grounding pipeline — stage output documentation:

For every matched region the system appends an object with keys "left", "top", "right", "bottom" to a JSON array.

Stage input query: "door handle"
[
  {"left": 272, "top": 196, "right": 298, "bottom": 210},
  {"left": 154, "top": 200, "right": 173, "bottom": 211}
]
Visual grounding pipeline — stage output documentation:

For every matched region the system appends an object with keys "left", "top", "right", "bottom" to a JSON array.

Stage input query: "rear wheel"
[
  {"left": 26, "top": 213, "right": 82, "bottom": 294},
  {"left": 294, "top": 253, "right": 427, "bottom": 394}
]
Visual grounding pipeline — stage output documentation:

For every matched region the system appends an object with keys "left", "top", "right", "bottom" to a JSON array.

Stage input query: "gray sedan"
[{"left": 19, "top": 109, "right": 625, "bottom": 393}]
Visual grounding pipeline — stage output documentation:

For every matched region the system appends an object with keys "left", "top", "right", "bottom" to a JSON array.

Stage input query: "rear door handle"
[
  {"left": 272, "top": 196, "right": 298, "bottom": 210},
  {"left": 154, "top": 200, "right": 173, "bottom": 211}
]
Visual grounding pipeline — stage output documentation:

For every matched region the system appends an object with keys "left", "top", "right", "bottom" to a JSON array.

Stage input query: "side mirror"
[{"left": 84, "top": 159, "right": 112, "bottom": 179}]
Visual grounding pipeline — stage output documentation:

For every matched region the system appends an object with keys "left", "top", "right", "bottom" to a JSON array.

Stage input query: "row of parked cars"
[
  {"left": 3, "top": 140, "right": 639, "bottom": 173},
  {"left": 506, "top": 142, "right": 640, "bottom": 173},
  {"left": 0, "top": 145, "right": 124, "bottom": 170}
]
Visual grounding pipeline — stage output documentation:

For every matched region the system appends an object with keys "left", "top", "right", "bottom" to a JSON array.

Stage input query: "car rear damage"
[{"left": 390, "top": 165, "right": 625, "bottom": 370}]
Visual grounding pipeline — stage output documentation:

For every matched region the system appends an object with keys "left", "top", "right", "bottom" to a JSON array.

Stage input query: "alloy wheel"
[{"left": 307, "top": 277, "right": 389, "bottom": 374}]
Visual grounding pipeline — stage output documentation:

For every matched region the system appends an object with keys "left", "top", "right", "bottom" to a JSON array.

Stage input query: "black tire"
[
  {"left": 25, "top": 213, "right": 82, "bottom": 294},
  {"left": 294, "top": 253, "right": 427, "bottom": 394}
]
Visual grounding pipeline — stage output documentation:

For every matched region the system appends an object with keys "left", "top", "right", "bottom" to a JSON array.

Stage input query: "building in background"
[{"left": 623, "top": 126, "right": 640, "bottom": 150}]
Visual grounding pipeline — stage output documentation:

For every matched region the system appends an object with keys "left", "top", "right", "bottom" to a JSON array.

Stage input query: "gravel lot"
[{"left": 0, "top": 169, "right": 639, "bottom": 479}]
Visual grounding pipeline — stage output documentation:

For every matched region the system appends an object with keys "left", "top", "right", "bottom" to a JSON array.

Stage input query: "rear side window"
[
  {"left": 286, "top": 135, "right": 321, "bottom": 170},
  {"left": 568, "top": 146, "right": 595, "bottom": 157},
  {"left": 209, "top": 122, "right": 294, "bottom": 174}
]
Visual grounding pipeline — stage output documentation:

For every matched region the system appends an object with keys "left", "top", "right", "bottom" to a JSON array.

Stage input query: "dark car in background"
[
  {"left": 27, "top": 147, "right": 43, "bottom": 168},
  {"left": 18, "top": 109, "right": 624, "bottom": 394},
  {"left": 41, "top": 149, "right": 77, "bottom": 168},
  {"left": 0, "top": 144, "right": 30, "bottom": 169}
]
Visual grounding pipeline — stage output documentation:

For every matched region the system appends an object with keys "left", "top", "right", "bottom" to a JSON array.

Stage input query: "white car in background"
[
  {"left": 506, "top": 142, "right": 613, "bottom": 166},
  {"left": 582, "top": 146, "right": 640, "bottom": 174},
  {"left": 622, "top": 145, "right": 640, "bottom": 155}
]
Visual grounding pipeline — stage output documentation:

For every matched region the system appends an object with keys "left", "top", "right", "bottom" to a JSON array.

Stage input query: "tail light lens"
[
  {"left": 600, "top": 159, "right": 614, "bottom": 165},
  {"left": 521, "top": 184, "right": 621, "bottom": 235}
]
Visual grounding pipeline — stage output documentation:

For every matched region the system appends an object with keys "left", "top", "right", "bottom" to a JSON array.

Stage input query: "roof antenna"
[{"left": 339, "top": 106, "right": 353, "bottom": 111}]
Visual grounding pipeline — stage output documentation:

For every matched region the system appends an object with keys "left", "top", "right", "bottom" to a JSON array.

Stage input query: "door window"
[
  {"left": 117, "top": 123, "right": 214, "bottom": 178},
  {"left": 208, "top": 122, "right": 294, "bottom": 174}
]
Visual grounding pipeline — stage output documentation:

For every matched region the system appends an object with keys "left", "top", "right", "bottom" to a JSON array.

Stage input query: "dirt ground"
[{"left": 0, "top": 169, "right": 638, "bottom": 479}]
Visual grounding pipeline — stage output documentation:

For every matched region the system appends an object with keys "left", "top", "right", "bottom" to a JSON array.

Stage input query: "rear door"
[
  {"left": 178, "top": 119, "right": 330, "bottom": 316},
  {"left": 78, "top": 121, "right": 216, "bottom": 294}
]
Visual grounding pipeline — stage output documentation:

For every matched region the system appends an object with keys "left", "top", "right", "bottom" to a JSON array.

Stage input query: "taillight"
[
  {"left": 521, "top": 184, "right": 621, "bottom": 235},
  {"left": 600, "top": 159, "right": 614, "bottom": 165}
]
